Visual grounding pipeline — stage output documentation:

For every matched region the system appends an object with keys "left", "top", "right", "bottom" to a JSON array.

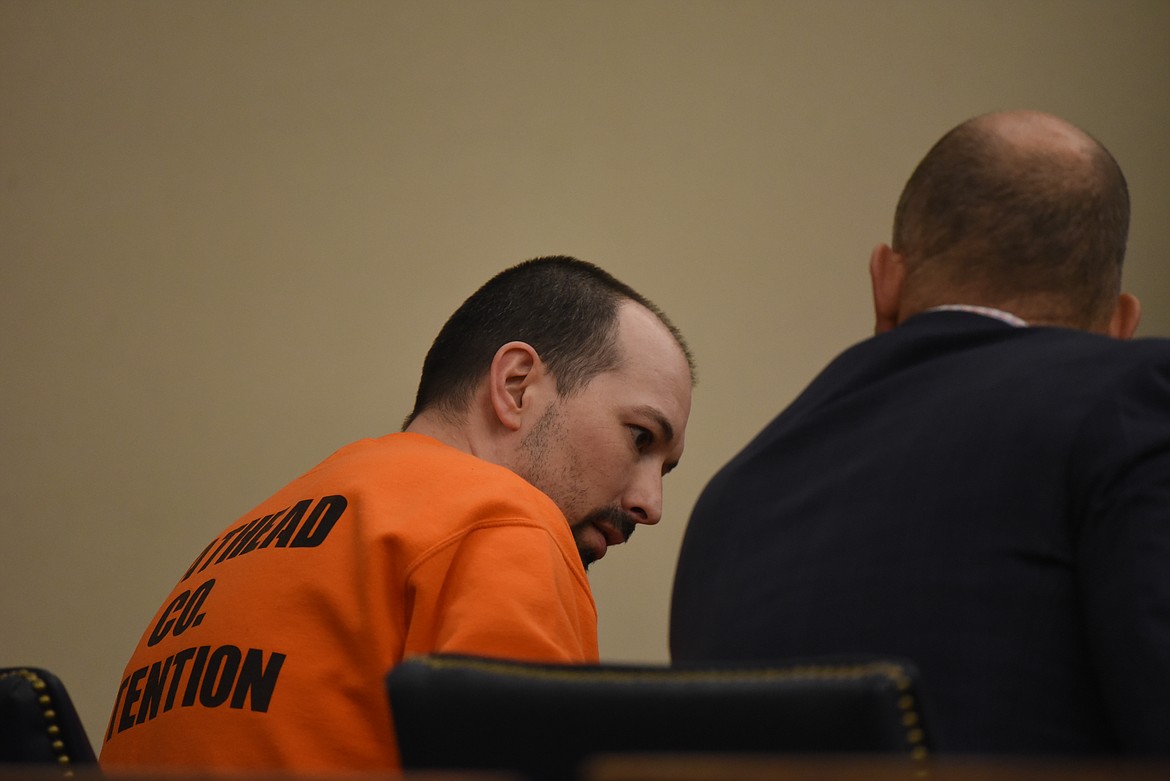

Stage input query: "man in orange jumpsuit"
[{"left": 101, "top": 256, "right": 695, "bottom": 771}]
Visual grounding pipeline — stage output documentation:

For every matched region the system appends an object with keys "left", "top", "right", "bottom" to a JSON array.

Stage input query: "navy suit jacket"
[{"left": 671, "top": 311, "right": 1170, "bottom": 754}]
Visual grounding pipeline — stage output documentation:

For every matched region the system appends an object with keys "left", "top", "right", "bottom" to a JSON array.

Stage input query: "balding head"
[{"left": 889, "top": 110, "right": 1130, "bottom": 329}]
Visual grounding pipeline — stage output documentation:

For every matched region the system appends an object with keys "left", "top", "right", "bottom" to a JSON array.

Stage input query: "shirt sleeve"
[
  {"left": 1074, "top": 353, "right": 1170, "bottom": 752},
  {"left": 401, "top": 520, "right": 599, "bottom": 664}
]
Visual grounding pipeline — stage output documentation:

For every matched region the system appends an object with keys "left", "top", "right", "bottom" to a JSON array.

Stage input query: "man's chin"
[
  {"left": 577, "top": 545, "right": 598, "bottom": 571},
  {"left": 571, "top": 507, "right": 636, "bottom": 570},
  {"left": 573, "top": 525, "right": 608, "bottom": 571}
]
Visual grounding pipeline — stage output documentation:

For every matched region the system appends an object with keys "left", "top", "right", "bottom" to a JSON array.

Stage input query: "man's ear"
[
  {"left": 870, "top": 243, "right": 906, "bottom": 334},
  {"left": 1106, "top": 292, "right": 1142, "bottom": 340},
  {"left": 488, "top": 342, "right": 547, "bottom": 432}
]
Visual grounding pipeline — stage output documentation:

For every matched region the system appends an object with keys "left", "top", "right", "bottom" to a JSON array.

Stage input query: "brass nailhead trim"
[
  {"left": 414, "top": 656, "right": 930, "bottom": 760},
  {"left": 1, "top": 669, "right": 77, "bottom": 776}
]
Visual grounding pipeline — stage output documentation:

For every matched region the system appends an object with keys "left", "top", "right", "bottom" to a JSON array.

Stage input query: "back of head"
[
  {"left": 404, "top": 255, "right": 692, "bottom": 427},
  {"left": 891, "top": 110, "right": 1130, "bottom": 328}
]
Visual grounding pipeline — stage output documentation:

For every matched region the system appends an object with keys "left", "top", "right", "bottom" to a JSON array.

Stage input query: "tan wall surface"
[{"left": 3, "top": 0, "right": 1168, "bottom": 748}]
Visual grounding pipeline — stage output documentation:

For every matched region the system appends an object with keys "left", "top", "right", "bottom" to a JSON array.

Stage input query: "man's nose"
[{"left": 624, "top": 467, "right": 663, "bottom": 526}]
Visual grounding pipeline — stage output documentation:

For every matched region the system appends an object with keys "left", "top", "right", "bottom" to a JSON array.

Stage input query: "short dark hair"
[
  {"left": 891, "top": 114, "right": 1130, "bottom": 325},
  {"left": 403, "top": 256, "right": 694, "bottom": 428}
]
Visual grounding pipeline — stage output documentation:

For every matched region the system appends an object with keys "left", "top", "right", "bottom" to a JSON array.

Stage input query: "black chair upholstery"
[
  {"left": 0, "top": 667, "right": 97, "bottom": 773},
  {"left": 387, "top": 654, "right": 930, "bottom": 781}
]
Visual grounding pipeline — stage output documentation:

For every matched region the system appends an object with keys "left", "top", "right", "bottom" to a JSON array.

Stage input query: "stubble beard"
[{"left": 517, "top": 402, "right": 635, "bottom": 569}]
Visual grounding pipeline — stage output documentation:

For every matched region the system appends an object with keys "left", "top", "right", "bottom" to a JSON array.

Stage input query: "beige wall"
[{"left": 3, "top": 0, "right": 1168, "bottom": 748}]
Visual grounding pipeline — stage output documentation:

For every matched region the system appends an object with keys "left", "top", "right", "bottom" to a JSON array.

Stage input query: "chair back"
[
  {"left": 387, "top": 654, "right": 930, "bottom": 781},
  {"left": 1, "top": 667, "right": 97, "bottom": 772}
]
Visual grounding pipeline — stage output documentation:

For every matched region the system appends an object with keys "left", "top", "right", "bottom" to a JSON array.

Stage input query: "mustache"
[{"left": 581, "top": 506, "right": 637, "bottom": 543}]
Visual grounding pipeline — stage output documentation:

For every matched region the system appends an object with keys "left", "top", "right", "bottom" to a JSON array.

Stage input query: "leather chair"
[
  {"left": 387, "top": 654, "right": 930, "bottom": 781},
  {"left": 0, "top": 667, "right": 97, "bottom": 773}
]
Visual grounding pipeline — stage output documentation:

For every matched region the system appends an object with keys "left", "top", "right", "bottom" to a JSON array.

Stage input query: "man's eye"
[{"left": 630, "top": 426, "right": 653, "bottom": 450}]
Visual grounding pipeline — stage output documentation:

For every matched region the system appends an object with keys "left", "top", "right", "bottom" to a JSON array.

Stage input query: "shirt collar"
[{"left": 925, "top": 304, "right": 1028, "bottom": 328}]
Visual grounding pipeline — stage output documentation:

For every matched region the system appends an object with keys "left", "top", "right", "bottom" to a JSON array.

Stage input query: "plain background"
[{"left": 3, "top": 0, "right": 1168, "bottom": 749}]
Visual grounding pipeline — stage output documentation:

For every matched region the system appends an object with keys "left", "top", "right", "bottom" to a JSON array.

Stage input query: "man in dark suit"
[{"left": 670, "top": 110, "right": 1169, "bottom": 754}]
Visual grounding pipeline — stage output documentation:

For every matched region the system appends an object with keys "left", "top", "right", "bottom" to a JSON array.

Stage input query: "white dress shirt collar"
[{"left": 925, "top": 304, "right": 1028, "bottom": 328}]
